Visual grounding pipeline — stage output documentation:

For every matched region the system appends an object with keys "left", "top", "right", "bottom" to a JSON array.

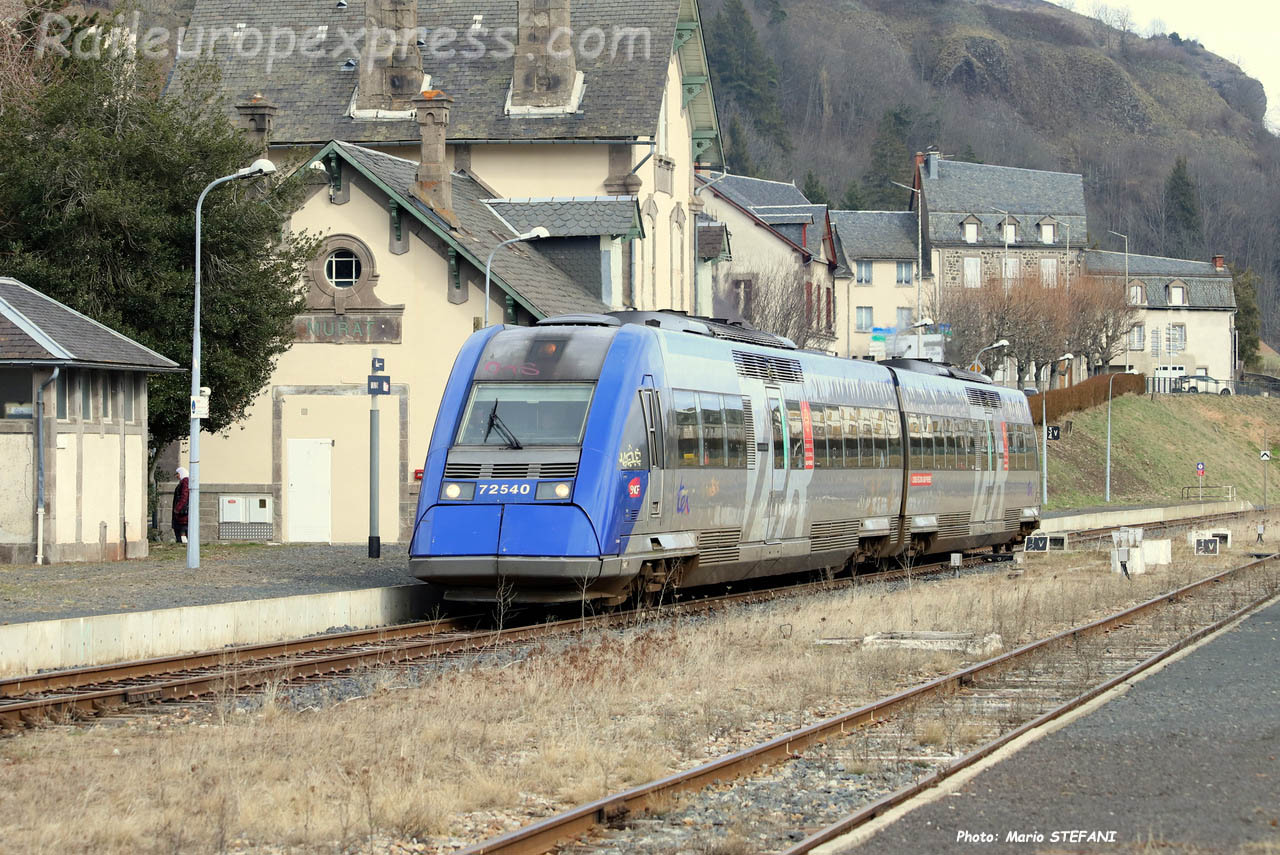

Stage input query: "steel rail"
[
  {"left": 780, "top": 555, "right": 1280, "bottom": 853},
  {"left": 458, "top": 553, "right": 1278, "bottom": 855}
]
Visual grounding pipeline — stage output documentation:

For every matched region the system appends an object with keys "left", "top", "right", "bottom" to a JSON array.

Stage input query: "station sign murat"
[{"left": 294, "top": 313, "right": 402, "bottom": 344}]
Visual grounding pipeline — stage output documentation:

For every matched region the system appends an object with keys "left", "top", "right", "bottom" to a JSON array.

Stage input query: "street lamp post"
[
  {"left": 484, "top": 227, "right": 550, "bottom": 327},
  {"left": 1041, "top": 352, "right": 1073, "bottom": 507},
  {"left": 971, "top": 339, "right": 1009, "bottom": 375},
  {"left": 1105, "top": 370, "right": 1138, "bottom": 503},
  {"left": 890, "top": 180, "right": 925, "bottom": 359},
  {"left": 189, "top": 159, "right": 278, "bottom": 571}
]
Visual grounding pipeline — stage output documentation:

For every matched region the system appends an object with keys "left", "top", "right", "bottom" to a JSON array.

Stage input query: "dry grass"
[{"left": 0, "top": 520, "right": 1268, "bottom": 853}]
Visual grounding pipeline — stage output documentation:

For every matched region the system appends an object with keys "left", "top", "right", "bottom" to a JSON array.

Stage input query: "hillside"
[
  {"left": 705, "top": 0, "right": 1280, "bottom": 344},
  {"left": 1045, "top": 393, "right": 1280, "bottom": 511}
]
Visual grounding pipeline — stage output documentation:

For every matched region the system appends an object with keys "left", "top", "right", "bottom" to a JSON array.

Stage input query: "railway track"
[
  {"left": 0, "top": 552, "right": 1000, "bottom": 730},
  {"left": 459, "top": 550, "right": 1279, "bottom": 855},
  {"left": 0, "top": 508, "right": 1256, "bottom": 732}
]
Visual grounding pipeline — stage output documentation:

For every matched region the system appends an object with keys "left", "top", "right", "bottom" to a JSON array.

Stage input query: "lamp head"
[
  {"left": 914, "top": 316, "right": 935, "bottom": 328},
  {"left": 308, "top": 160, "right": 328, "bottom": 173},
  {"left": 237, "top": 158, "right": 278, "bottom": 179},
  {"left": 994, "top": 339, "right": 1010, "bottom": 348},
  {"left": 1060, "top": 352, "right": 1074, "bottom": 362},
  {"left": 520, "top": 226, "right": 550, "bottom": 241}
]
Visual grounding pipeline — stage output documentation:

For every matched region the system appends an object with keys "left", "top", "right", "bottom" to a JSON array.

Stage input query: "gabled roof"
[
  {"left": 324, "top": 142, "right": 606, "bottom": 318},
  {"left": 696, "top": 216, "right": 730, "bottom": 261},
  {"left": 485, "top": 196, "right": 642, "bottom": 239},
  {"left": 173, "top": 0, "right": 685, "bottom": 146},
  {"left": 700, "top": 172, "right": 810, "bottom": 209},
  {"left": 0, "top": 278, "right": 181, "bottom": 371},
  {"left": 830, "top": 211, "right": 919, "bottom": 263},
  {"left": 1085, "top": 249, "right": 1224, "bottom": 278}
]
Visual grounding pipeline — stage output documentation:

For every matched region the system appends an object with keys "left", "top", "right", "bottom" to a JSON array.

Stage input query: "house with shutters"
[
  {"left": 913, "top": 148, "right": 1088, "bottom": 297},
  {"left": 829, "top": 211, "right": 923, "bottom": 360},
  {"left": 1086, "top": 250, "right": 1237, "bottom": 383},
  {"left": 695, "top": 172, "right": 840, "bottom": 353},
  {"left": 164, "top": 0, "right": 724, "bottom": 544}
]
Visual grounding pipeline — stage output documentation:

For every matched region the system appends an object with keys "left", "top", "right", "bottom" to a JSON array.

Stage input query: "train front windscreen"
[{"left": 455, "top": 382, "right": 595, "bottom": 447}]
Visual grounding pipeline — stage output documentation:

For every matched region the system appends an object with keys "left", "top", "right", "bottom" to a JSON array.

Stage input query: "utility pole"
[
  {"left": 1265, "top": 426, "right": 1270, "bottom": 511},
  {"left": 368, "top": 350, "right": 390, "bottom": 558}
]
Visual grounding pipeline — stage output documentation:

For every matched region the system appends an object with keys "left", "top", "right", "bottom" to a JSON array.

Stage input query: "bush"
[{"left": 1028, "top": 373, "right": 1146, "bottom": 425}]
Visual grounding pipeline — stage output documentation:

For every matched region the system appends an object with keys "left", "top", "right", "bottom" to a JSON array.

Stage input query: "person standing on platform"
[
  {"left": 172, "top": 467, "right": 190, "bottom": 544},
  {"left": 1257, "top": 520, "right": 1266, "bottom": 545}
]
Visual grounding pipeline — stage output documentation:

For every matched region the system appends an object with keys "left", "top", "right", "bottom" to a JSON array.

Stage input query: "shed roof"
[
  {"left": 0, "top": 278, "right": 181, "bottom": 371},
  {"left": 830, "top": 211, "right": 919, "bottom": 263},
  {"left": 485, "top": 196, "right": 641, "bottom": 239}
]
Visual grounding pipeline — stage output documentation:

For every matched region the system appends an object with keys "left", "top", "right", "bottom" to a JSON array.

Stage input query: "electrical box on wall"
[
  {"left": 218, "top": 495, "right": 274, "bottom": 540},
  {"left": 219, "top": 495, "right": 246, "bottom": 523}
]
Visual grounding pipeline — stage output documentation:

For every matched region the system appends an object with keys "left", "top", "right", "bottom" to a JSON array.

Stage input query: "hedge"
[{"left": 1027, "top": 373, "right": 1146, "bottom": 425}]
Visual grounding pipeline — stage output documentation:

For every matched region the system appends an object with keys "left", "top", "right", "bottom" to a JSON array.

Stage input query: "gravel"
[{"left": 0, "top": 543, "right": 421, "bottom": 625}]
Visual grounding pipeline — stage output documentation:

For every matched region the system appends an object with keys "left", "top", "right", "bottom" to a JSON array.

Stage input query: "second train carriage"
[{"left": 409, "top": 311, "right": 1040, "bottom": 603}]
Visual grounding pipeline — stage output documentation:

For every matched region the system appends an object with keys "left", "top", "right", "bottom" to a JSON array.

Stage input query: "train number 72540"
[{"left": 477, "top": 482, "right": 532, "bottom": 496}]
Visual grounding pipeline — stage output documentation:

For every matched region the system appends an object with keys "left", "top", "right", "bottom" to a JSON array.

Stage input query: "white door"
[{"left": 287, "top": 438, "right": 332, "bottom": 543}]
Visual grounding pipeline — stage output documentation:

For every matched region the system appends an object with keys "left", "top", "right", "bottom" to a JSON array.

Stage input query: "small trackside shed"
[{"left": 0, "top": 277, "right": 181, "bottom": 564}]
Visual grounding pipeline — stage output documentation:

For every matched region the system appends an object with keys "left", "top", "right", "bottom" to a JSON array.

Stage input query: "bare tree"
[
  {"left": 728, "top": 260, "right": 824, "bottom": 351},
  {"left": 0, "top": 3, "right": 51, "bottom": 119}
]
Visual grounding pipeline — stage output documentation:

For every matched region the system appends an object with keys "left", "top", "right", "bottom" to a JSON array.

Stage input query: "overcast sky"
[{"left": 1047, "top": 0, "right": 1280, "bottom": 131}]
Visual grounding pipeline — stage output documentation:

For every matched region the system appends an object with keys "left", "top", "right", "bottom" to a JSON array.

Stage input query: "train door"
[
  {"left": 763, "top": 388, "right": 790, "bottom": 540},
  {"left": 639, "top": 380, "right": 664, "bottom": 519},
  {"left": 971, "top": 418, "right": 1001, "bottom": 532}
]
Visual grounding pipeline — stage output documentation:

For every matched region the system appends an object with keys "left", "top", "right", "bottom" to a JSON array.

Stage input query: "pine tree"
[
  {"left": 838, "top": 182, "right": 865, "bottom": 211},
  {"left": 724, "top": 116, "right": 755, "bottom": 176},
  {"left": 860, "top": 106, "right": 918, "bottom": 209},
  {"left": 1231, "top": 265, "right": 1263, "bottom": 370},
  {"left": 1165, "top": 156, "right": 1204, "bottom": 259},
  {"left": 802, "top": 171, "right": 831, "bottom": 206},
  {"left": 707, "top": 0, "right": 792, "bottom": 152}
]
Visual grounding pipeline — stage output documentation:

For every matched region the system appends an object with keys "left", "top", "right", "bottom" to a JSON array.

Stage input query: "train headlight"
[
  {"left": 536, "top": 481, "right": 573, "bottom": 501},
  {"left": 442, "top": 482, "right": 475, "bottom": 501}
]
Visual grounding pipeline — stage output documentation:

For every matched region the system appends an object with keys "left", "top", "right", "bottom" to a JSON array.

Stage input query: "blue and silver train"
[{"left": 409, "top": 312, "right": 1041, "bottom": 604}]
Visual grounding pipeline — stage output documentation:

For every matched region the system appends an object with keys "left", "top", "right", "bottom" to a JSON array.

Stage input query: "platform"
[{"left": 830, "top": 593, "right": 1280, "bottom": 854}]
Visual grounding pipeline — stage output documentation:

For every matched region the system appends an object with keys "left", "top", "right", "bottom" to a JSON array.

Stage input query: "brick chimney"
[
  {"left": 1212, "top": 254, "right": 1225, "bottom": 271},
  {"left": 412, "top": 91, "right": 457, "bottom": 227},
  {"left": 234, "top": 94, "right": 277, "bottom": 157},
  {"left": 512, "top": 0, "right": 578, "bottom": 110},
  {"left": 358, "top": 0, "right": 422, "bottom": 112}
]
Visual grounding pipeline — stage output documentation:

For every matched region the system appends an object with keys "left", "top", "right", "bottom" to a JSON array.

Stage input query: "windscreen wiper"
[{"left": 484, "top": 401, "right": 523, "bottom": 449}]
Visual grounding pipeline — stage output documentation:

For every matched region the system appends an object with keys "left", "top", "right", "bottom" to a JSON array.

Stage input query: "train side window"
[
  {"left": 699, "top": 393, "right": 726, "bottom": 467},
  {"left": 673, "top": 390, "right": 701, "bottom": 467},
  {"left": 811, "top": 406, "right": 828, "bottom": 469},
  {"left": 947, "top": 419, "right": 959, "bottom": 470},
  {"left": 787, "top": 401, "right": 805, "bottom": 470},
  {"left": 826, "top": 406, "right": 844, "bottom": 468},
  {"left": 1011, "top": 426, "right": 1023, "bottom": 471},
  {"left": 961, "top": 423, "right": 972, "bottom": 471},
  {"left": 842, "top": 406, "right": 859, "bottom": 469},
  {"left": 770, "top": 396, "right": 786, "bottom": 470},
  {"left": 724, "top": 397, "right": 746, "bottom": 468},
  {"left": 907, "top": 414, "right": 920, "bottom": 470},
  {"left": 885, "top": 410, "right": 903, "bottom": 469},
  {"left": 873, "top": 410, "right": 888, "bottom": 468}
]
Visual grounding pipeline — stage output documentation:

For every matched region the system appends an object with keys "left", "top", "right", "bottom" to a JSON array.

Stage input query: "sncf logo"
[{"left": 627, "top": 477, "right": 643, "bottom": 498}]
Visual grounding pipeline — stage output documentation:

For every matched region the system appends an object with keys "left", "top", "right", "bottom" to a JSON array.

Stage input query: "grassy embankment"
[{"left": 1045, "top": 392, "right": 1280, "bottom": 510}]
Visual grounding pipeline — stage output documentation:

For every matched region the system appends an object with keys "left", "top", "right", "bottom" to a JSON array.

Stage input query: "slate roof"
[
  {"left": 1085, "top": 249, "right": 1223, "bottom": 278},
  {"left": 172, "top": 0, "right": 681, "bottom": 145},
  {"left": 696, "top": 218, "right": 729, "bottom": 260},
  {"left": 1135, "top": 278, "right": 1236, "bottom": 310},
  {"left": 0, "top": 278, "right": 181, "bottom": 370},
  {"left": 921, "top": 157, "right": 1087, "bottom": 246},
  {"left": 830, "top": 211, "right": 919, "bottom": 263},
  {"left": 330, "top": 142, "right": 607, "bottom": 317},
  {"left": 485, "top": 196, "right": 640, "bottom": 239},
  {"left": 699, "top": 172, "right": 810, "bottom": 209}
]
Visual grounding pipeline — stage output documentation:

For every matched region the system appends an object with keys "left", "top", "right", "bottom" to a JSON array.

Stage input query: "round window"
[{"left": 324, "top": 249, "right": 362, "bottom": 289}]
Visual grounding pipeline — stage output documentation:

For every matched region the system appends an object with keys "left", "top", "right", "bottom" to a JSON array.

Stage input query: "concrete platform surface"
[
  {"left": 836, "top": 595, "right": 1280, "bottom": 854},
  {"left": 0, "top": 543, "right": 417, "bottom": 626}
]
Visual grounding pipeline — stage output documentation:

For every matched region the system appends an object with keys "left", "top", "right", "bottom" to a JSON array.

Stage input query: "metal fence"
[{"left": 1181, "top": 485, "right": 1237, "bottom": 502}]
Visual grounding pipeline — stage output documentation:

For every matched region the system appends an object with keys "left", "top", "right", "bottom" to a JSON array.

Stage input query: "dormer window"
[
  {"left": 964, "top": 222, "right": 978, "bottom": 244},
  {"left": 1040, "top": 223, "right": 1055, "bottom": 244},
  {"left": 1128, "top": 283, "right": 1145, "bottom": 305},
  {"left": 1003, "top": 223, "right": 1017, "bottom": 243},
  {"left": 1167, "top": 283, "right": 1187, "bottom": 306}
]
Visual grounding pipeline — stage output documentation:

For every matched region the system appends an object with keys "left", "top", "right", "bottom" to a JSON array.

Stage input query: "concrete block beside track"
[{"left": 0, "top": 584, "right": 433, "bottom": 678}]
